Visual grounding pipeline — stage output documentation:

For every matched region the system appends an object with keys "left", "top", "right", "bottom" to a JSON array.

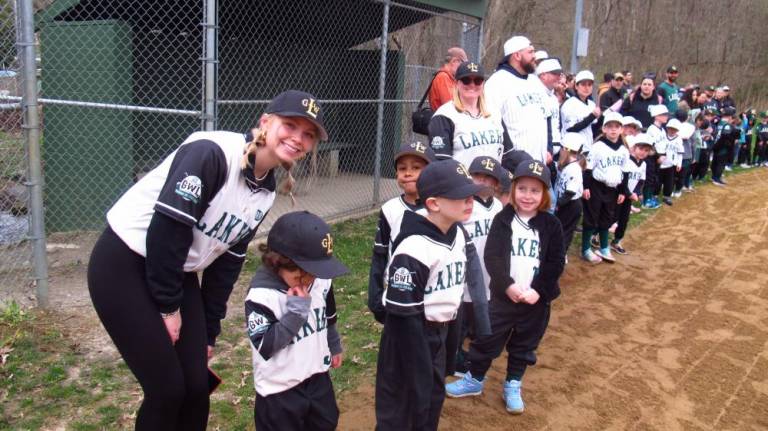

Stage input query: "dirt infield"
[{"left": 338, "top": 168, "right": 768, "bottom": 430}]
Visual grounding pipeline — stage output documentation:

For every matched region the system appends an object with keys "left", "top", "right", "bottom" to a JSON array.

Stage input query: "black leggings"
[
  {"left": 658, "top": 167, "right": 675, "bottom": 197},
  {"left": 88, "top": 227, "right": 210, "bottom": 431}
]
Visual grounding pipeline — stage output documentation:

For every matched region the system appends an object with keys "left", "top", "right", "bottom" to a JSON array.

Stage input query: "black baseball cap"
[
  {"left": 501, "top": 150, "right": 534, "bottom": 174},
  {"left": 706, "top": 85, "right": 716, "bottom": 92},
  {"left": 417, "top": 159, "right": 484, "bottom": 200},
  {"left": 394, "top": 141, "right": 436, "bottom": 166},
  {"left": 513, "top": 159, "right": 551, "bottom": 188},
  {"left": 498, "top": 167, "right": 513, "bottom": 193},
  {"left": 720, "top": 106, "right": 736, "bottom": 117},
  {"left": 667, "top": 65, "right": 679, "bottom": 73},
  {"left": 468, "top": 156, "right": 503, "bottom": 182},
  {"left": 455, "top": 61, "right": 485, "bottom": 80},
  {"left": 267, "top": 211, "right": 349, "bottom": 279},
  {"left": 265, "top": 90, "right": 328, "bottom": 141}
]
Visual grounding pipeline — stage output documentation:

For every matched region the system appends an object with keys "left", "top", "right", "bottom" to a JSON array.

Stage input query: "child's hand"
[
  {"left": 658, "top": 156, "right": 666, "bottom": 164},
  {"left": 676, "top": 166, "right": 682, "bottom": 172},
  {"left": 617, "top": 194, "right": 626, "bottom": 204},
  {"left": 505, "top": 283, "right": 525, "bottom": 303},
  {"left": 583, "top": 189, "right": 591, "bottom": 200},
  {"left": 630, "top": 193, "right": 639, "bottom": 202},
  {"left": 207, "top": 346, "right": 214, "bottom": 362},
  {"left": 331, "top": 353, "right": 343, "bottom": 368},
  {"left": 521, "top": 289, "right": 540, "bottom": 305},
  {"left": 287, "top": 285, "right": 310, "bottom": 297}
]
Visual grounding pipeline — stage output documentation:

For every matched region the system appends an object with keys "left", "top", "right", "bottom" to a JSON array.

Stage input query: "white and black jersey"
[
  {"left": 555, "top": 160, "right": 584, "bottom": 201},
  {"left": 586, "top": 137, "right": 630, "bottom": 188},
  {"left": 656, "top": 134, "right": 684, "bottom": 169},
  {"left": 246, "top": 275, "right": 337, "bottom": 396},
  {"left": 484, "top": 64, "right": 550, "bottom": 163},
  {"left": 108, "top": 131, "right": 275, "bottom": 271},
  {"left": 647, "top": 123, "right": 666, "bottom": 150},
  {"left": 461, "top": 197, "right": 503, "bottom": 301},
  {"left": 560, "top": 96, "right": 598, "bottom": 153},
  {"left": 544, "top": 88, "right": 562, "bottom": 153},
  {"left": 383, "top": 212, "right": 468, "bottom": 323},
  {"left": 509, "top": 214, "right": 541, "bottom": 290},
  {"left": 626, "top": 155, "right": 646, "bottom": 194},
  {"left": 428, "top": 102, "right": 506, "bottom": 167},
  {"left": 368, "top": 196, "right": 427, "bottom": 321}
]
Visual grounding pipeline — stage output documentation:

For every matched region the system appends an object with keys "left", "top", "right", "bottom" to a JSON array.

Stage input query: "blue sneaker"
[
  {"left": 503, "top": 380, "right": 525, "bottom": 414},
  {"left": 445, "top": 371, "right": 484, "bottom": 398},
  {"left": 649, "top": 197, "right": 661, "bottom": 209}
]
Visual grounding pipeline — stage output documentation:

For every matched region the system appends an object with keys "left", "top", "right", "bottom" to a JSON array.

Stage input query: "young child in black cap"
[
  {"left": 445, "top": 160, "right": 565, "bottom": 415},
  {"left": 368, "top": 141, "right": 436, "bottom": 323},
  {"left": 496, "top": 166, "right": 513, "bottom": 206},
  {"left": 245, "top": 211, "right": 349, "bottom": 431},
  {"left": 375, "top": 159, "right": 491, "bottom": 431},
  {"left": 453, "top": 156, "right": 505, "bottom": 376}
]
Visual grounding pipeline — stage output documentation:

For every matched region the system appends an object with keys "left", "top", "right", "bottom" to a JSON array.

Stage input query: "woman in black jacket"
[{"left": 620, "top": 76, "right": 663, "bottom": 128}]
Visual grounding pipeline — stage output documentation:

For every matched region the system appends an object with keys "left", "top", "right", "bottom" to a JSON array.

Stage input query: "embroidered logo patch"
[
  {"left": 247, "top": 311, "right": 270, "bottom": 337},
  {"left": 175, "top": 175, "right": 202, "bottom": 203},
  {"left": 390, "top": 267, "right": 414, "bottom": 292},
  {"left": 430, "top": 136, "right": 445, "bottom": 150}
]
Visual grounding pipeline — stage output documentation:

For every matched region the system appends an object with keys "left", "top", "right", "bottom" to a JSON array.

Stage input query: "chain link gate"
[{"left": 1, "top": 0, "right": 481, "bottom": 307}]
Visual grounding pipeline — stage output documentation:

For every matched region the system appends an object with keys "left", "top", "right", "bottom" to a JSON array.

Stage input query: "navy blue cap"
[
  {"left": 513, "top": 159, "right": 551, "bottom": 188},
  {"left": 455, "top": 61, "right": 485, "bottom": 80},
  {"left": 501, "top": 150, "right": 534, "bottom": 174},
  {"left": 267, "top": 211, "right": 349, "bottom": 279},
  {"left": 394, "top": 141, "right": 436, "bottom": 166},
  {"left": 468, "top": 156, "right": 503, "bottom": 182},
  {"left": 498, "top": 166, "right": 513, "bottom": 192},
  {"left": 417, "top": 159, "right": 484, "bottom": 200},
  {"left": 266, "top": 90, "right": 328, "bottom": 141}
]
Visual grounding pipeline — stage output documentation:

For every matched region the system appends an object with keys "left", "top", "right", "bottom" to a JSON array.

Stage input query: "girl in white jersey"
[
  {"left": 446, "top": 160, "right": 565, "bottom": 415},
  {"left": 560, "top": 70, "right": 602, "bottom": 154},
  {"left": 245, "top": 211, "right": 348, "bottom": 431},
  {"left": 555, "top": 132, "right": 586, "bottom": 261},
  {"left": 87, "top": 90, "right": 326, "bottom": 430},
  {"left": 428, "top": 61, "right": 508, "bottom": 167}
]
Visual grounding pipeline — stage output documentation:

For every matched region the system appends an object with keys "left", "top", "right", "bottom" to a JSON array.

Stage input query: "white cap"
[
  {"left": 678, "top": 122, "right": 696, "bottom": 139},
  {"left": 561, "top": 132, "right": 585, "bottom": 152},
  {"left": 628, "top": 133, "right": 653, "bottom": 148},
  {"left": 634, "top": 118, "right": 643, "bottom": 128},
  {"left": 534, "top": 50, "right": 549, "bottom": 61},
  {"left": 666, "top": 118, "right": 683, "bottom": 131},
  {"left": 649, "top": 104, "right": 669, "bottom": 117},
  {"left": 503, "top": 36, "right": 532, "bottom": 56},
  {"left": 574, "top": 70, "right": 595, "bottom": 83},
  {"left": 603, "top": 111, "right": 624, "bottom": 126},
  {"left": 722, "top": 85, "right": 730, "bottom": 91},
  {"left": 535, "top": 58, "right": 562, "bottom": 75},
  {"left": 621, "top": 116, "right": 639, "bottom": 127}
]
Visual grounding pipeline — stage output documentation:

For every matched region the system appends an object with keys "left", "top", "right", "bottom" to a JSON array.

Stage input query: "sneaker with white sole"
[
  {"left": 611, "top": 241, "right": 627, "bottom": 255},
  {"left": 595, "top": 247, "right": 616, "bottom": 263},
  {"left": 582, "top": 249, "right": 603, "bottom": 264},
  {"left": 503, "top": 380, "right": 524, "bottom": 414},
  {"left": 630, "top": 206, "right": 641, "bottom": 214},
  {"left": 445, "top": 371, "right": 484, "bottom": 398}
]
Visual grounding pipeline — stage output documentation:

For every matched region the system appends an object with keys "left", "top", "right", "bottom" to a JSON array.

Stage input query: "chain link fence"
[{"left": 1, "top": 0, "right": 481, "bottom": 306}]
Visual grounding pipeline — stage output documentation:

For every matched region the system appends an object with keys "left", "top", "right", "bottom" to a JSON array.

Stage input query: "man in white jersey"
[
  {"left": 536, "top": 58, "right": 564, "bottom": 158},
  {"left": 484, "top": 35, "right": 550, "bottom": 165}
]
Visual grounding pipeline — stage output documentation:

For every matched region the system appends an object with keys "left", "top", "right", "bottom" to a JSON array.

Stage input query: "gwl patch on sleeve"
[{"left": 247, "top": 311, "right": 271, "bottom": 337}]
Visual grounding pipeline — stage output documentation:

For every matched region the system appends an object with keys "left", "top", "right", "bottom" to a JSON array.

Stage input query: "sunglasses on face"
[
  {"left": 615, "top": 77, "right": 624, "bottom": 81},
  {"left": 459, "top": 77, "right": 484, "bottom": 86}
]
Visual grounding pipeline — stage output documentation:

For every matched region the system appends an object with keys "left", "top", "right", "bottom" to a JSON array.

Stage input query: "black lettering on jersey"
[
  {"left": 204, "top": 212, "right": 227, "bottom": 237},
  {"left": 595, "top": 155, "right": 625, "bottom": 170}
]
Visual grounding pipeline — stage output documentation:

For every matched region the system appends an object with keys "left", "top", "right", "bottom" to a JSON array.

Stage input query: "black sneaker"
[
  {"left": 663, "top": 197, "right": 673, "bottom": 206},
  {"left": 611, "top": 242, "right": 627, "bottom": 255}
]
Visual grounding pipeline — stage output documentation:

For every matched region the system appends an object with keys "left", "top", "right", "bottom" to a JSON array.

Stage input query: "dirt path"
[{"left": 338, "top": 168, "right": 768, "bottom": 430}]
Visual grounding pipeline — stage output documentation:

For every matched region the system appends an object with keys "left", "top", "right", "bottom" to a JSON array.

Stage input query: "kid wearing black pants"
[
  {"left": 611, "top": 134, "right": 652, "bottom": 254},
  {"left": 656, "top": 119, "right": 684, "bottom": 205},
  {"left": 712, "top": 108, "right": 738, "bottom": 185},
  {"left": 554, "top": 132, "right": 586, "bottom": 261}
]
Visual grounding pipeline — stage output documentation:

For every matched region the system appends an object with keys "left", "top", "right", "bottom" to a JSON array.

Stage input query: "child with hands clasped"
[
  {"left": 375, "top": 159, "right": 491, "bottom": 431},
  {"left": 446, "top": 160, "right": 566, "bottom": 415},
  {"left": 245, "top": 211, "right": 349, "bottom": 431},
  {"left": 367, "top": 141, "right": 436, "bottom": 323},
  {"left": 656, "top": 119, "right": 684, "bottom": 206},
  {"left": 611, "top": 134, "right": 653, "bottom": 254},
  {"left": 581, "top": 112, "right": 631, "bottom": 264}
]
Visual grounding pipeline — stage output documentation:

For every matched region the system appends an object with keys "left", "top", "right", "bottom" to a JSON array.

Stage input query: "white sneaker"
[
  {"left": 594, "top": 248, "right": 616, "bottom": 263},
  {"left": 582, "top": 249, "right": 603, "bottom": 264},
  {"left": 740, "top": 163, "right": 750, "bottom": 168},
  {"left": 725, "top": 166, "right": 733, "bottom": 171}
]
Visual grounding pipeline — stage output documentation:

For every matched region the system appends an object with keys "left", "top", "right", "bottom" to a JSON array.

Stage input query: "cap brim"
[
  {"left": 514, "top": 173, "right": 551, "bottom": 189},
  {"left": 272, "top": 110, "right": 329, "bottom": 141},
  {"left": 293, "top": 255, "right": 349, "bottom": 279},
  {"left": 395, "top": 150, "right": 432, "bottom": 164},
  {"left": 438, "top": 183, "right": 485, "bottom": 199}
]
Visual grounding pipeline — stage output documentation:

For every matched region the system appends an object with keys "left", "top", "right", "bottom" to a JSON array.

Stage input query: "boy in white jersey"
[
  {"left": 611, "top": 134, "right": 653, "bottom": 254},
  {"left": 245, "top": 211, "right": 349, "bottom": 431},
  {"left": 376, "top": 159, "right": 491, "bottom": 431},
  {"left": 454, "top": 156, "right": 505, "bottom": 376},
  {"left": 656, "top": 119, "right": 684, "bottom": 206},
  {"left": 555, "top": 132, "right": 586, "bottom": 260},
  {"left": 643, "top": 105, "right": 669, "bottom": 209},
  {"left": 368, "top": 141, "right": 436, "bottom": 323},
  {"left": 446, "top": 160, "right": 565, "bottom": 415}
]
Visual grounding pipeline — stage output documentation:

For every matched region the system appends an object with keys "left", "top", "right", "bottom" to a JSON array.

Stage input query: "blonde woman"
[
  {"left": 428, "top": 61, "right": 508, "bottom": 167},
  {"left": 87, "top": 90, "right": 326, "bottom": 430}
]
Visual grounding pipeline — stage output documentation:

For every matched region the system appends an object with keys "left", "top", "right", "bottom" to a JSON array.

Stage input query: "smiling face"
[
  {"left": 260, "top": 114, "right": 319, "bottom": 165},
  {"left": 395, "top": 155, "right": 427, "bottom": 197},
  {"left": 457, "top": 75, "right": 484, "bottom": 100},
  {"left": 512, "top": 177, "right": 544, "bottom": 217},
  {"left": 576, "top": 80, "right": 593, "bottom": 99}
]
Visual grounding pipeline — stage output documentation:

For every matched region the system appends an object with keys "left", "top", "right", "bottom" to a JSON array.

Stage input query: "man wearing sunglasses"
[
  {"left": 485, "top": 35, "right": 551, "bottom": 167},
  {"left": 428, "top": 47, "right": 469, "bottom": 111}
]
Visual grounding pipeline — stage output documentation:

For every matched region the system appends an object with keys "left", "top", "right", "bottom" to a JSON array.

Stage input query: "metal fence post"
[
  {"left": 570, "top": 0, "right": 583, "bottom": 74},
  {"left": 201, "top": 0, "right": 218, "bottom": 131},
  {"left": 17, "top": 0, "right": 49, "bottom": 308},
  {"left": 372, "top": 0, "right": 390, "bottom": 206}
]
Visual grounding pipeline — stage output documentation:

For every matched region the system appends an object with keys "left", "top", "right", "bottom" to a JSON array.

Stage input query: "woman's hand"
[
  {"left": 331, "top": 353, "right": 343, "bottom": 369},
  {"left": 163, "top": 311, "right": 182, "bottom": 345},
  {"left": 583, "top": 189, "right": 591, "bottom": 200}
]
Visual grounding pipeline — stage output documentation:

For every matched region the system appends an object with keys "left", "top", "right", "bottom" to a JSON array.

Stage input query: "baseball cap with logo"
[
  {"left": 667, "top": 65, "right": 679, "bottom": 73},
  {"left": 498, "top": 166, "right": 513, "bottom": 193},
  {"left": 267, "top": 211, "right": 349, "bottom": 279},
  {"left": 574, "top": 70, "right": 595, "bottom": 84},
  {"left": 394, "top": 141, "right": 436, "bottom": 166},
  {"left": 513, "top": 160, "right": 551, "bottom": 188},
  {"left": 417, "top": 159, "right": 484, "bottom": 200},
  {"left": 468, "top": 156, "right": 504, "bottom": 182},
  {"left": 503, "top": 36, "right": 532, "bottom": 56},
  {"left": 535, "top": 58, "right": 563, "bottom": 75},
  {"left": 501, "top": 149, "right": 534, "bottom": 174},
  {"left": 265, "top": 90, "right": 328, "bottom": 141},
  {"left": 455, "top": 61, "right": 485, "bottom": 80}
]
